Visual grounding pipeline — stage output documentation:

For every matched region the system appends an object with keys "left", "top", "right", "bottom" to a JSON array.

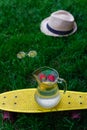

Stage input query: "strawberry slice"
[
  {"left": 39, "top": 73, "right": 47, "bottom": 81},
  {"left": 47, "top": 74, "right": 55, "bottom": 82}
]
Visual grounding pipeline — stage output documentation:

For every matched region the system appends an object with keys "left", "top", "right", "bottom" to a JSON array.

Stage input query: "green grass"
[{"left": 0, "top": 0, "right": 87, "bottom": 129}]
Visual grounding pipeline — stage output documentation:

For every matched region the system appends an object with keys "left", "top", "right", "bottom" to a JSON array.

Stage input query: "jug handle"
[{"left": 57, "top": 78, "right": 67, "bottom": 94}]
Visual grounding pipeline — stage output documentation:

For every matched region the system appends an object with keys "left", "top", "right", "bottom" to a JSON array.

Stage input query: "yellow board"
[{"left": 0, "top": 88, "right": 87, "bottom": 113}]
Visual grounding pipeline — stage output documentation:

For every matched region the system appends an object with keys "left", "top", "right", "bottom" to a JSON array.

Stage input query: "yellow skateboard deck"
[{"left": 0, "top": 88, "right": 87, "bottom": 113}]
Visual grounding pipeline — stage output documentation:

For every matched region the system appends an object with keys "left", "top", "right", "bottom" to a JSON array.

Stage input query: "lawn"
[{"left": 0, "top": 0, "right": 87, "bottom": 129}]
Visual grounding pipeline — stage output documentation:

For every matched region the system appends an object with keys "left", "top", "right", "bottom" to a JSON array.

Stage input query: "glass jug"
[{"left": 33, "top": 66, "right": 67, "bottom": 108}]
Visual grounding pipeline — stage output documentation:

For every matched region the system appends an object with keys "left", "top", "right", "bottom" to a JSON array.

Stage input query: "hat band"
[{"left": 47, "top": 24, "right": 73, "bottom": 35}]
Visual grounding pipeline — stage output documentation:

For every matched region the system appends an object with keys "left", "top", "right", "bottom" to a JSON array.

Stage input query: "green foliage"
[{"left": 0, "top": 0, "right": 87, "bottom": 129}]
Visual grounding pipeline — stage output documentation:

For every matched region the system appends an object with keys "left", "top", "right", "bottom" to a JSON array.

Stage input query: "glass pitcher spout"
[{"left": 33, "top": 73, "right": 41, "bottom": 85}]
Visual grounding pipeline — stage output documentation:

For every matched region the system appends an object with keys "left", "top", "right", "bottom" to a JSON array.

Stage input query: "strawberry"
[
  {"left": 47, "top": 74, "right": 55, "bottom": 82},
  {"left": 39, "top": 73, "right": 47, "bottom": 81}
]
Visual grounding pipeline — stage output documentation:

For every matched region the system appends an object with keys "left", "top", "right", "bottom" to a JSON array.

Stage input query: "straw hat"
[{"left": 40, "top": 10, "right": 77, "bottom": 37}]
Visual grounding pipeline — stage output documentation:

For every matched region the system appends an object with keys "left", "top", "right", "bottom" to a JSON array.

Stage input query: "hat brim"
[{"left": 40, "top": 17, "right": 77, "bottom": 37}]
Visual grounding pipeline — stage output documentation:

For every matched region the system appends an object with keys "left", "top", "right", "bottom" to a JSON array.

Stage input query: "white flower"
[
  {"left": 17, "top": 51, "right": 26, "bottom": 59},
  {"left": 27, "top": 50, "right": 37, "bottom": 58}
]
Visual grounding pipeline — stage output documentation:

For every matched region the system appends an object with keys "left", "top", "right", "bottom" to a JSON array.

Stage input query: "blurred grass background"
[{"left": 0, "top": 0, "right": 87, "bottom": 129}]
